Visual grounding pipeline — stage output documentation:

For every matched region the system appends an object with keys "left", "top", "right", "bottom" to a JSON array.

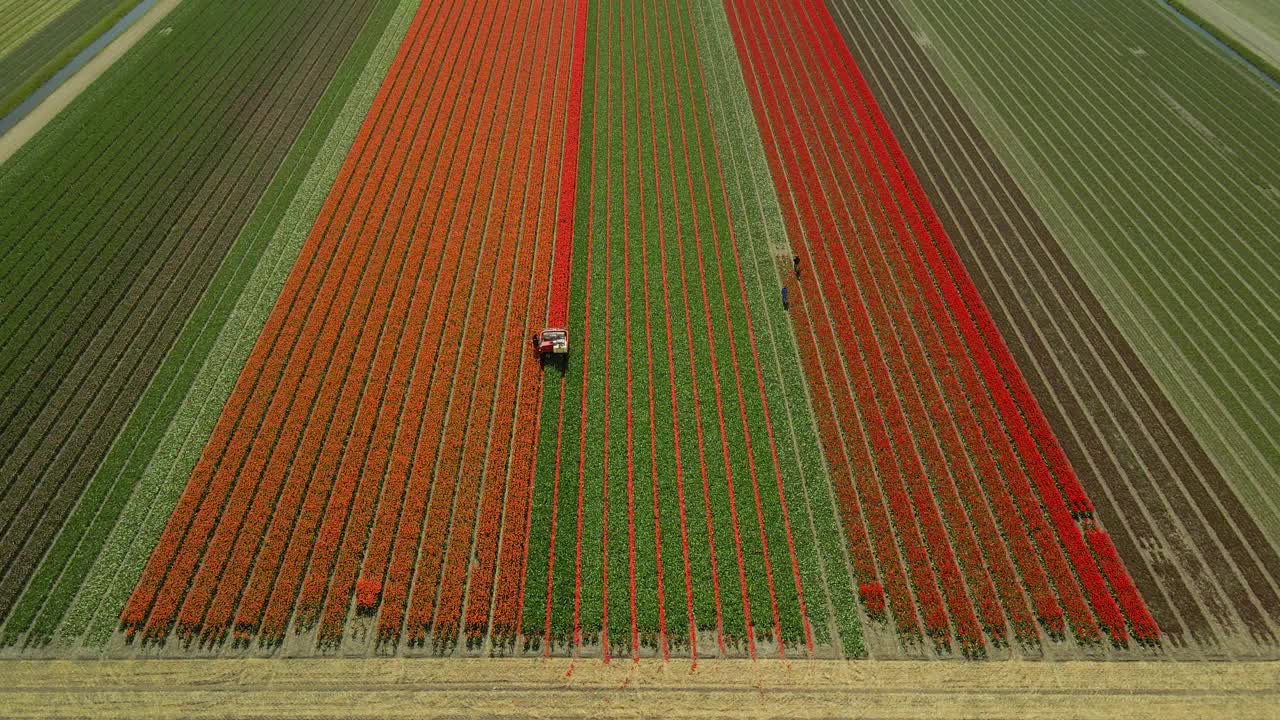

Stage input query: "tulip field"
[
  {"left": 1, "top": 0, "right": 1278, "bottom": 671},
  {"left": 723, "top": 0, "right": 1159, "bottom": 651}
]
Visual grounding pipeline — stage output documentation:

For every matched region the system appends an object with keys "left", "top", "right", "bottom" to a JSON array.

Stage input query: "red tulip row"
[
  {"left": 777, "top": 0, "right": 1046, "bottom": 646},
  {"left": 615, "top": 31, "right": 637, "bottom": 656},
  {"left": 727, "top": 0, "right": 960, "bottom": 646},
  {"left": 724, "top": 0, "right": 1160, "bottom": 650},
  {"left": 1086, "top": 529, "right": 1159, "bottom": 642},
  {"left": 355, "top": 579, "right": 381, "bottom": 614},
  {"left": 859, "top": 582, "right": 886, "bottom": 617},
  {"left": 546, "top": 0, "right": 589, "bottom": 331},
  {"left": 810, "top": 0, "right": 1155, "bottom": 645}
]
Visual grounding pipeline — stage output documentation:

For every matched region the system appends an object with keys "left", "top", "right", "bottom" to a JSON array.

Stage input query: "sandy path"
[
  {"left": 0, "top": 0, "right": 181, "bottom": 166},
  {"left": 0, "top": 658, "right": 1276, "bottom": 718}
]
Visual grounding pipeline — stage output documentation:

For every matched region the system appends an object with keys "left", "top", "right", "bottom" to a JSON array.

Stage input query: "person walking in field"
[
  {"left": 782, "top": 285, "right": 789, "bottom": 310},
  {"left": 793, "top": 254, "right": 801, "bottom": 277}
]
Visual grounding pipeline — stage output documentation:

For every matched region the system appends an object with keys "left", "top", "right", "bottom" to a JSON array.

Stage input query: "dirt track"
[{"left": 0, "top": 658, "right": 1275, "bottom": 718}]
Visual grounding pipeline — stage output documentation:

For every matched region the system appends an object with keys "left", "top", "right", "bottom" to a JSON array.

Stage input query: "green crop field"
[
  {"left": 1174, "top": 0, "right": 1280, "bottom": 79},
  {"left": 523, "top": 0, "right": 859, "bottom": 658},
  {"left": 0, "top": 0, "right": 86, "bottom": 56}
]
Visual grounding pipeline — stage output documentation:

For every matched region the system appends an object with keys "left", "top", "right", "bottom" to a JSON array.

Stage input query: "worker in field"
[
  {"left": 793, "top": 254, "right": 801, "bottom": 277},
  {"left": 782, "top": 286, "right": 789, "bottom": 310}
]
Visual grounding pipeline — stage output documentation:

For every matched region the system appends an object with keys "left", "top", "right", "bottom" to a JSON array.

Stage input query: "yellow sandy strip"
[
  {"left": 0, "top": 0, "right": 181, "bottom": 166},
  {"left": 0, "top": 659, "right": 1276, "bottom": 719}
]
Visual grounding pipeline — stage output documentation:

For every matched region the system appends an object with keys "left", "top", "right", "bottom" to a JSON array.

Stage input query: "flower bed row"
[
  {"left": 722, "top": 0, "right": 1161, "bottom": 651},
  {"left": 747, "top": 0, "right": 1000, "bottom": 652},
  {"left": 463, "top": 0, "right": 570, "bottom": 643},
  {"left": 430, "top": 26, "right": 542, "bottom": 641},
  {"left": 776, "top": 0, "right": 1045, "bottom": 647},
  {"left": 546, "top": 0, "right": 590, "bottom": 331},
  {"left": 279, "top": 0, "right": 509, "bottom": 646},
  {"left": 117, "top": 0, "right": 584, "bottom": 651},
  {"left": 232, "top": 4, "right": 462, "bottom": 643},
  {"left": 727, "top": 0, "right": 953, "bottom": 645}
]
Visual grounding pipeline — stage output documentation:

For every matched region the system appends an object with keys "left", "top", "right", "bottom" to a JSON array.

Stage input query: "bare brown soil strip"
[
  {"left": 826, "top": 0, "right": 1280, "bottom": 658},
  {"left": 0, "top": 658, "right": 1273, "bottom": 719}
]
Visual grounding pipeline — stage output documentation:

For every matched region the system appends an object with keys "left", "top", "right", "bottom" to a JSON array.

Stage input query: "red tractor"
[{"left": 532, "top": 327, "right": 568, "bottom": 358}]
